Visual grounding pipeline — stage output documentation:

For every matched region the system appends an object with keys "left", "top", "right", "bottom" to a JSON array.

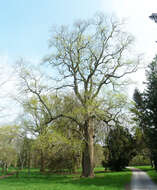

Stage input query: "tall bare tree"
[
  {"left": 17, "top": 14, "right": 140, "bottom": 177},
  {"left": 44, "top": 14, "right": 139, "bottom": 177}
]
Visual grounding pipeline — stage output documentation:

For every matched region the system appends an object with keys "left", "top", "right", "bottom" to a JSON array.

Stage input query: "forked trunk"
[{"left": 81, "top": 118, "right": 95, "bottom": 177}]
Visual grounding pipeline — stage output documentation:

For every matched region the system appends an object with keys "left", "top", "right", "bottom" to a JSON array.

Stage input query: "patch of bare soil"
[{"left": 0, "top": 172, "right": 15, "bottom": 179}]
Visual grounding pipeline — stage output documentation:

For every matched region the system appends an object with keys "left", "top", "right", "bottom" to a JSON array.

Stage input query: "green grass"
[
  {"left": 0, "top": 168, "right": 132, "bottom": 190},
  {"left": 0, "top": 167, "right": 16, "bottom": 176}
]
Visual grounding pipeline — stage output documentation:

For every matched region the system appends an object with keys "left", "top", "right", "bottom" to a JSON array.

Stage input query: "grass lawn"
[
  {"left": 0, "top": 167, "right": 132, "bottom": 190},
  {"left": 135, "top": 166, "right": 157, "bottom": 184}
]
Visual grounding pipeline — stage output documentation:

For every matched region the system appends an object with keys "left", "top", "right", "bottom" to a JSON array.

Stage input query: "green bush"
[{"left": 129, "top": 154, "right": 150, "bottom": 166}]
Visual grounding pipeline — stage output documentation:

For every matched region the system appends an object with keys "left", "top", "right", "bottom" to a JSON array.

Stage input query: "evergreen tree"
[
  {"left": 133, "top": 55, "right": 157, "bottom": 170},
  {"left": 105, "top": 125, "right": 136, "bottom": 171}
]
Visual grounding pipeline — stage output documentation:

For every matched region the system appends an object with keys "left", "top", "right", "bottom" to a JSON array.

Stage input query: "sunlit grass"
[{"left": 0, "top": 168, "right": 132, "bottom": 190}]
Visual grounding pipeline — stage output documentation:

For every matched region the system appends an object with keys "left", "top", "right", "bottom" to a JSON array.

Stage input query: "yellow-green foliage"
[
  {"left": 0, "top": 125, "right": 21, "bottom": 166},
  {"left": 33, "top": 128, "right": 82, "bottom": 171}
]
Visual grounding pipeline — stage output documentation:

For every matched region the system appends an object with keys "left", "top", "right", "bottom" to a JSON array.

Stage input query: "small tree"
[
  {"left": 33, "top": 128, "right": 81, "bottom": 173},
  {"left": 0, "top": 125, "right": 21, "bottom": 173},
  {"left": 106, "top": 125, "right": 136, "bottom": 171}
]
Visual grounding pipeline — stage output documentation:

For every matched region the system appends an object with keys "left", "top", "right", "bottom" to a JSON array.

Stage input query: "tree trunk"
[
  {"left": 5, "top": 163, "right": 8, "bottom": 173},
  {"left": 28, "top": 150, "right": 31, "bottom": 176},
  {"left": 1, "top": 163, "right": 5, "bottom": 174},
  {"left": 40, "top": 150, "right": 45, "bottom": 172},
  {"left": 81, "top": 118, "right": 95, "bottom": 177}
]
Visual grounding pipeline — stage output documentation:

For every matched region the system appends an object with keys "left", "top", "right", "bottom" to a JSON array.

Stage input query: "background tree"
[
  {"left": 33, "top": 128, "right": 81, "bottom": 173},
  {"left": 16, "top": 85, "right": 83, "bottom": 172},
  {"left": 129, "top": 126, "right": 151, "bottom": 166},
  {"left": 0, "top": 125, "right": 21, "bottom": 174}
]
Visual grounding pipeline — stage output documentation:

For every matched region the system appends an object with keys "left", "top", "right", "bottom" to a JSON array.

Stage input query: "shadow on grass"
[
  {"left": 135, "top": 166, "right": 154, "bottom": 172},
  {"left": 62, "top": 175, "right": 127, "bottom": 189},
  {"left": 141, "top": 168, "right": 154, "bottom": 172},
  {"left": 94, "top": 171, "right": 105, "bottom": 174}
]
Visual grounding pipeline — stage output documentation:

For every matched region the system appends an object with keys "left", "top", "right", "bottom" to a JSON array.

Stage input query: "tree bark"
[
  {"left": 1, "top": 163, "right": 4, "bottom": 174},
  {"left": 81, "top": 118, "right": 95, "bottom": 177},
  {"left": 5, "top": 163, "right": 8, "bottom": 173},
  {"left": 40, "top": 150, "right": 45, "bottom": 172},
  {"left": 28, "top": 150, "right": 31, "bottom": 176}
]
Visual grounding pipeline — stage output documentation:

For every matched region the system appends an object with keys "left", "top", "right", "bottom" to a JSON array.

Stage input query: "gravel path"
[{"left": 128, "top": 167, "right": 157, "bottom": 190}]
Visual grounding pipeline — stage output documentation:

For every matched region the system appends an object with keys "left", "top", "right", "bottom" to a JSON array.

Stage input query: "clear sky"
[
  {"left": 1, "top": 0, "right": 157, "bottom": 62},
  {"left": 1, "top": 0, "right": 157, "bottom": 124},
  {"left": 0, "top": 0, "right": 105, "bottom": 60}
]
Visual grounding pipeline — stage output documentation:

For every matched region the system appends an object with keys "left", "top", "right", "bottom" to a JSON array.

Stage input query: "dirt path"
[
  {"left": 128, "top": 167, "right": 157, "bottom": 190},
  {"left": 0, "top": 172, "right": 15, "bottom": 179}
]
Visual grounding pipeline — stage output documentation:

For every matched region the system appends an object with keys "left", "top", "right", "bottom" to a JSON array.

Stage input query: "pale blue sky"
[
  {"left": 0, "top": 0, "right": 106, "bottom": 59},
  {"left": 1, "top": 0, "right": 157, "bottom": 62},
  {"left": 0, "top": 0, "right": 109, "bottom": 124}
]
